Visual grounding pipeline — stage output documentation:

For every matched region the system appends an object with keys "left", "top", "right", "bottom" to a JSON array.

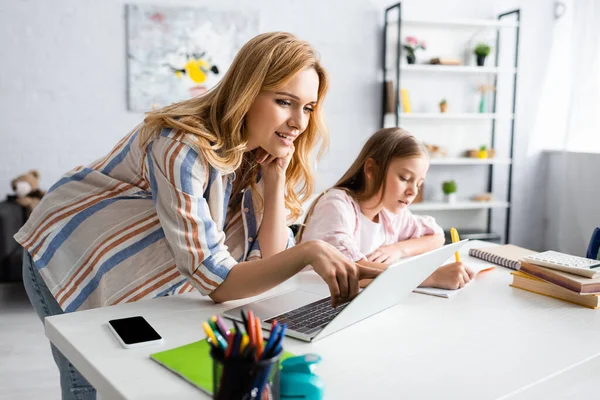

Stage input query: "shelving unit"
[
  {"left": 410, "top": 201, "right": 509, "bottom": 212},
  {"left": 401, "top": 64, "right": 516, "bottom": 74},
  {"left": 382, "top": 3, "right": 520, "bottom": 244}
]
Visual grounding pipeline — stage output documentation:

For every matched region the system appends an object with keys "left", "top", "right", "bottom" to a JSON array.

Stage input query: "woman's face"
[{"left": 245, "top": 67, "right": 320, "bottom": 158}]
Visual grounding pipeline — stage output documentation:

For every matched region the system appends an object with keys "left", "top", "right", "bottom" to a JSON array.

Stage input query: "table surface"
[{"left": 45, "top": 241, "right": 600, "bottom": 400}]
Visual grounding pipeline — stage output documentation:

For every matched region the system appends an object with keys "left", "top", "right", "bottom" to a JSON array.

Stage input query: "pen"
[
  {"left": 255, "top": 316, "right": 264, "bottom": 359},
  {"left": 215, "top": 315, "right": 230, "bottom": 338},
  {"left": 247, "top": 310, "right": 256, "bottom": 346},
  {"left": 202, "top": 321, "right": 218, "bottom": 348},
  {"left": 240, "top": 333, "right": 249, "bottom": 353},
  {"left": 450, "top": 227, "right": 461, "bottom": 262}
]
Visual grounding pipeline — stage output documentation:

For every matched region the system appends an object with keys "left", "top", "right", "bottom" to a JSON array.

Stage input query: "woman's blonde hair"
[
  {"left": 139, "top": 32, "right": 329, "bottom": 221},
  {"left": 298, "top": 128, "right": 427, "bottom": 241}
]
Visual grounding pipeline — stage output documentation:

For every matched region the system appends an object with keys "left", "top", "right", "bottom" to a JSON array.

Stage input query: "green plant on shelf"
[{"left": 442, "top": 180, "right": 457, "bottom": 195}]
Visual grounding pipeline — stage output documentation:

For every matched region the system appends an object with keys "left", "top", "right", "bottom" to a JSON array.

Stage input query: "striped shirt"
[{"left": 14, "top": 128, "right": 294, "bottom": 312}]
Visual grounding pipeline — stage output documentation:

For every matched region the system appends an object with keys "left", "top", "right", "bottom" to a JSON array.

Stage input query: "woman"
[{"left": 17, "top": 32, "right": 380, "bottom": 400}]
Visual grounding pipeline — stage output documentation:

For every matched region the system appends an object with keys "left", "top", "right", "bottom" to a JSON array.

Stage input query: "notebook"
[
  {"left": 150, "top": 339, "right": 294, "bottom": 395},
  {"left": 510, "top": 270, "right": 600, "bottom": 309},
  {"left": 468, "top": 245, "right": 537, "bottom": 270},
  {"left": 413, "top": 256, "right": 495, "bottom": 298}
]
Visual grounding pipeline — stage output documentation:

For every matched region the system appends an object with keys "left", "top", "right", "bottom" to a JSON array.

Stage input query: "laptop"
[{"left": 224, "top": 240, "right": 467, "bottom": 342}]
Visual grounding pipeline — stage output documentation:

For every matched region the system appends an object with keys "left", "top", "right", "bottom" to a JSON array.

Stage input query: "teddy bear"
[{"left": 10, "top": 170, "right": 46, "bottom": 217}]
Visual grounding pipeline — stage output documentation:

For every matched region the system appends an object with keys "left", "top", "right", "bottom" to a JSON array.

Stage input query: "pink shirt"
[{"left": 301, "top": 188, "right": 444, "bottom": 261}]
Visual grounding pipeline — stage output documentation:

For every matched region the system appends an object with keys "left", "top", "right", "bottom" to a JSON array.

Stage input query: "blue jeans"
[{"left": 22, "top": 250, "right": 96, "bottom": 400}]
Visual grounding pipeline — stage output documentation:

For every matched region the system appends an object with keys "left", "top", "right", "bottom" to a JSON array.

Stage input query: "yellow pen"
[
  {"left": 202, "top": 321, "right": 218, "bottom": 346},
  {"left": 240, "top": 333, "right": 249, "bottom": 353},
  {"left": 450, "top": 227, "right": 461, "bottom": 262}
]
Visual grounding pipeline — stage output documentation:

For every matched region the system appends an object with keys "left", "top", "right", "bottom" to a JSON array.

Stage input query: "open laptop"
[{"left": 224, "top": 240, "right": 467, "bottom": 342}]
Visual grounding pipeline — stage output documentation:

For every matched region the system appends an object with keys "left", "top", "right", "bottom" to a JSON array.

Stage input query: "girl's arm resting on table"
[
  {"left": 367, "top": 234, "right": 445, "bottom": 263},
  {"left": 210, "top": 240, "right": 382, "bottom": 307}
]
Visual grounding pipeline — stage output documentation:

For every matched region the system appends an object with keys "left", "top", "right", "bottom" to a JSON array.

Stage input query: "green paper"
[{"left": 150, "top": 339, "right": 294, "bottom": 395}]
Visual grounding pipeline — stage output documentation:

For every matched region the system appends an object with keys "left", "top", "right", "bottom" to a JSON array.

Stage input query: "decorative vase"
[
  {"left": 479, "top": 94, "right": 486, "bottom": 113},
  {"left": 444, "top": 193, "right": 456, "bottom": 203},
  {"left": 476, "top": 55, "right": 487, "bottom": 66},
  {"left": 406, "top": 53, "right": 416, "bottom": 64}
]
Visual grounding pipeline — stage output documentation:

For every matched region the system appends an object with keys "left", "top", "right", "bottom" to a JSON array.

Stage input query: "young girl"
[
  {"left": 300, "top": 127, "right": 473, "bottom": 289},
  {"left": 16, "top": 32, "right": 380, "bottom": 400}
]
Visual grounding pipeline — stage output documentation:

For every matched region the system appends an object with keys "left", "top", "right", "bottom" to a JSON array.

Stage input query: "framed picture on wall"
[{"left": 125, "top": 4, "right": 259, "bottom": 112}]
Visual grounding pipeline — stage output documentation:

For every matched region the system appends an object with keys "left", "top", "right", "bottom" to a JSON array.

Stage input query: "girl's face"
[
  {"left": 380, "top": 156, "right": 429, "bottom": 214},
  {"left": 244, "top": 67, "right": 319, "bottom": 158}
]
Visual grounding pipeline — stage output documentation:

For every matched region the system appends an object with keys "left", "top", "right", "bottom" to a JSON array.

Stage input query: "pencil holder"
[{"left": 211, "top": 346, "right": 281, "bottom": 400}]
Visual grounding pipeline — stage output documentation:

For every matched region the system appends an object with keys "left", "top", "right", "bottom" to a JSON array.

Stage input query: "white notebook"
[{"left": 413, "top": 256, "right": 495, "bottom": 298}]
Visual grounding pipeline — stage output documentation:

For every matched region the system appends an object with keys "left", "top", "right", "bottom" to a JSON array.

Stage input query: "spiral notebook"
[{"left": 468, "top": 245, "right": 537, "bottom": 270}]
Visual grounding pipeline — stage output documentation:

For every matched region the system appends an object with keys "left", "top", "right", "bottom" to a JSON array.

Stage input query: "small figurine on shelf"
[
  {"left": 403, "top": 36, "right": 426, "bottom": 64},
  {"left": 473, "top": 193, "right": 494, "bottom": 202},
  {"left": 424, "top": 143, "right": 448, "bottom": 158},
  {"left": 442, "top": 180, "right": 457, "bottom": 203},
  {"left": 439, "top": 99, "right": 448, "bottom": 113},
  {"left": 477, "top": 84, "right": 495, "bottom": 113},
  {"left": 474, "top": 43, "right": 491, "bottom": 66},
  {"left": 478, "top": 145, "right": 489, "bottom": 159}
]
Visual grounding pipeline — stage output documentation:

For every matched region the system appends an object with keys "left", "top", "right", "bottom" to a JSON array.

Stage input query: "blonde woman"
[{"left": 17, "top": 32, "right": 380, "bottom": 400}]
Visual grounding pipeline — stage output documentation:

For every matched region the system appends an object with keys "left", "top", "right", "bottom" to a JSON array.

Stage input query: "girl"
[
  {"left": 16, "top": 32, "right": 380, "bottom": 400},
  {"left": 300, "top": 127, "right": 473, "bottom": 289}
]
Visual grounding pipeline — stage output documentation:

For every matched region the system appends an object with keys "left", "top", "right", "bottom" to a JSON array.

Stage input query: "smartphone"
[{"left": 108, "top": 316, "right": 163, "bottom": 349}]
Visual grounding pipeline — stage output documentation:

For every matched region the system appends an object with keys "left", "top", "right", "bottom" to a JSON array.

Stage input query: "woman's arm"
[
  {"left": 255, "top": 147, "right": 293, "bottom": 258},
  {"left": 210, "top": 240, "right": 382, "bottom": 307},
  {"left": 258, "top": 173, "right": 288, "bottom": 258}
]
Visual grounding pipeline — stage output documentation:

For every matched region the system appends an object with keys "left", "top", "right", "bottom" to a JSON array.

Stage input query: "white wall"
[
  {"left": 490, "top": 0, "right": 555, "bottom": 250},
  {"left": 544, "top": 151, "right": 600, "bottom": 256},
  {"left": 2, "top": 0, "right": 553, "bottom": 248},
  {"left": 0, "top": 0, "right": 386, "bottom": 197}
]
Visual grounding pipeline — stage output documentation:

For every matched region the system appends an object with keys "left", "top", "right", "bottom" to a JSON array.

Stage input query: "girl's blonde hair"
[
  {"left": 298, "top": 128, "right": 427, "bottom": 241},
  {"left": 139, "top": 32, "right": 329, "bottom": 221}
]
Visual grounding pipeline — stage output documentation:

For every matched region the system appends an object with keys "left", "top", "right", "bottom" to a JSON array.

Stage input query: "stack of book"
[{"left": 511, "top": 256, "right": 600, "bottom": 309}]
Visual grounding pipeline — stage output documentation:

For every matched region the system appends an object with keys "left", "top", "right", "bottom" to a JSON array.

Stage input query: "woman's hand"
[
  {"left": 420, "top": 262, "right": 475, "bottom": 290},
  {"left": 366, "top": 243, "right": 406, "bottom": 263},
  {"left": 305, "top": 240, "right": 382, "bottom": 307},
  {"left": 255, "top": 144, "right": 294, "bottom": 183}
]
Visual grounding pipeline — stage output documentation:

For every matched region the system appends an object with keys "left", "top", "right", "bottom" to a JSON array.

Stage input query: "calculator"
[{"left": 521, "top": 251, "right": 600, "bottom": 278}]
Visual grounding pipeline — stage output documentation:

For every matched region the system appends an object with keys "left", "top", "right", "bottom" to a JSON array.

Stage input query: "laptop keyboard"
[{"left": 265, "top": 297, "right": 349, "bottom": 335}]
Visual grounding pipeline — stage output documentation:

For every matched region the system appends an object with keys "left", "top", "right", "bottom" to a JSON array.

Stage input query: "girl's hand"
[
  {"left": 421, "top": 262, "right": 475, "bottom": 290},
  {"left": 255, "top": 144, "right": 294, "bottom": 183},
  {"left": 366, "top": 243, "right": 406, "bottom": 263},
  {"left": 305, "top": 240, "right": 382, "bottom": 307}
]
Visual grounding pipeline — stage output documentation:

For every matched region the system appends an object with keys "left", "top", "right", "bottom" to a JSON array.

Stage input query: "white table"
[{"left": 45, "top": 241, "right": 600, "bottom": 399}]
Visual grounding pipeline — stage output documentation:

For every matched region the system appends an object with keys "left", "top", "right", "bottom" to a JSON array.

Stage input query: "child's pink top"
[{"left": 301, "top": 188, "right": 444, "bottom": 261}]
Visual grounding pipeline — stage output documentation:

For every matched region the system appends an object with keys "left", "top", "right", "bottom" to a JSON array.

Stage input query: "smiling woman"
[{"left": 15, "top": 32, "right": 383, "bottom": 400}]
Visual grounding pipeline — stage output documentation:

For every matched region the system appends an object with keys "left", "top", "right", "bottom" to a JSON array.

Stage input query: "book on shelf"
[
  {"left": 519, "top": 261, "right": 600, "bottom": 294},
  {"left": 468, "top": 245, "right": 537, "bottom": 270},
  {"left": 510, "top": 271, "right": 600, "bottom": 309}
]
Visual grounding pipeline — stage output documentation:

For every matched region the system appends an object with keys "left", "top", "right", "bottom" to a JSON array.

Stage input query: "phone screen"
[{"left": 108, "top": 316, "right": 162, "bottom": 345}]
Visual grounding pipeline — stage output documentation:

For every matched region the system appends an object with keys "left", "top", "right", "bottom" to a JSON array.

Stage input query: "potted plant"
[
  {"left": 439, "top": 99, "right": 447, "bottom": 113},
  {"left": 442, "top": 180, "right": 457, "bottom": 203},
  {"left": 403, "top": 36, "right": 426, "bottom": 64},
  {"left": 474, "top": 43, "right": 491, "bottom": 66}
]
